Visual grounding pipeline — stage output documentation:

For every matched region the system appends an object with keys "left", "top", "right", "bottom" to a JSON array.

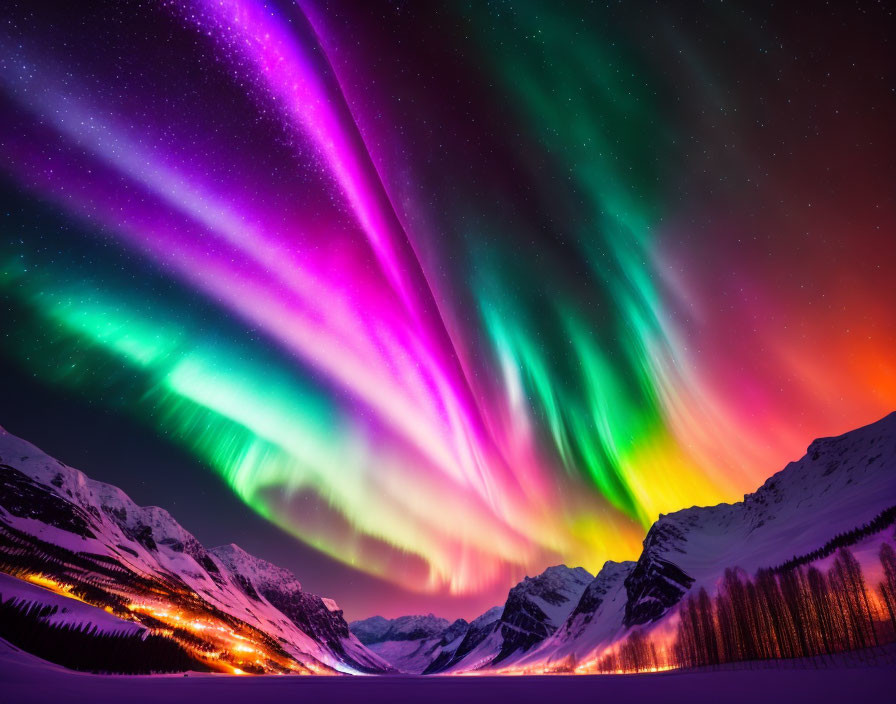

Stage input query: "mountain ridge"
[
  {"left": 0, "top": 424, "right": 392, "bottom": 674},
  {"left": 1, "top": 411, "right": 894, "bottom": 674},
  {"left": 359, "top": 412, "right": 896, "bottom": 673}
]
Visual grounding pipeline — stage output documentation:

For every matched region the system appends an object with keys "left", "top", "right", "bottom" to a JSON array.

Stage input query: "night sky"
[{"left": 0, "top": 1, "right": 894, "bottom": 621}]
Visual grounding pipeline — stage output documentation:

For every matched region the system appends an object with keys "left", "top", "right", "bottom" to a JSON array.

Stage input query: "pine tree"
[{"left": 877, "top": 543, "right": 896, "bottom": 639}]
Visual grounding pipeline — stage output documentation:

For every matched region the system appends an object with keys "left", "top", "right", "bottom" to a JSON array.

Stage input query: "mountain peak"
[
  {"left": 624, "top": 410, "right": 896, "bottom": 628},
  {"left": 516, "top": 564, "right": 594, "bottom": 596},
  {"left": 210, "top": 543, "right": 302, "bottom": 593},
  {"left": 350, "top": 613, "right": 452, "bottom": 645}
]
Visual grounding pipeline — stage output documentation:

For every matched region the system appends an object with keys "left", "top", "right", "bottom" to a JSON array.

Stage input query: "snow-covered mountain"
[
  {"left": 622, "top": 411, "right": 896, "bottom": 628},
  {"left": 516, "top": 411, "right": 896, "bottom": 670},
  {"left": 351, "top": 613, "right": 452, "bottom": 644},
  {"left": 515, "top": 560, "right": 635, "bottom": 669},
  {"left": 349, "top": 614, "right": 466, "bottom": 673},
  {"left": 2, "top": 411, "right": 894, "bottom": 675},
  {"left": 423, "top": 605, "right": 503, "bottom": 673},
  {"left": 429, "top": 565, "right": 593, "bottom": 673},
  {"left": 0, "top": 425, "right": 392, "bottom": 674},
  {"left": 370, "top": 412, "right": 896, "bottom": 673},
  {"left": 354, "top": 565, "right": 594, "bottom": 674}
]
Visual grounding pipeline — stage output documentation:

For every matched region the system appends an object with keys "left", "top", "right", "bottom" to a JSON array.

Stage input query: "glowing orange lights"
[{"left": 16, "top": 571, "right": 326, "bottom": 676}]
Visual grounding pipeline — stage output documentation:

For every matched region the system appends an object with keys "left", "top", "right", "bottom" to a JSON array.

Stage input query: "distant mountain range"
[
  {"left": 350, "top": 412, "right": 896, "bottom": 673},
  {"left": 351, "top": 566, "right": 594, "bottom": 674},
  {"left": 1, "top": 413, "right": 894, "bottom": 675}
]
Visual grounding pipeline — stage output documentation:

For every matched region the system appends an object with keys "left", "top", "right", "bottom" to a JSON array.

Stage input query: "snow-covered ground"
[
  {"left": 1, "top": 636, "right": 893, "bottom": 704},
  {"left": 0, "top": 571, "right": 145, "bottom": 636}
]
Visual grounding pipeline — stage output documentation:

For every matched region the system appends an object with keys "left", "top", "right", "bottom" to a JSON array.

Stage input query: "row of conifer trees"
[
  {"left": 596, "top": 541, "right": 896, "bottom": 673},
  {"left": 0, "top": 598, "right": 204, "bottom": 674}
]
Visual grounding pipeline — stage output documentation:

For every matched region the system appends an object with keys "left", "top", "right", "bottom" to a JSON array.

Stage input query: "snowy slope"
[
  {"left": 516, "top": 560, "right": 635, "bottom": 669},
  {"left": 429, "top": 565, "right": 593, "bottom": 673},
  {"left": 0, "top": 571, "right": 145, "bottom": 636},
  {"left": 509, "top": 412, "right": 896, "bottom": 670},
  {"left": 2, "top": 410, "right": 893, "bottom": 676},
  {"left": 349, "top": 614, "right": 466, "bottom": 673},
  {"left": 0, "top": 425, "right": 392, "bottom": 674},
  {"left": 424, "top": 605, "right": 503, "bottom": 673},
  {"left": 422, "top": 412, "right": 896, "bottom": 673},
  {"left": 2, "top": 629, "right": 894, "bottom": 704},
  {"left": 623, "top": 411, "right": 896, "bottom": 627}
]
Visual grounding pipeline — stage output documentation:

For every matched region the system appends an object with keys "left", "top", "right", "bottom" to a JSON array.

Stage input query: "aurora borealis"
[{"left": 0, "top": 1, "right": 893, "bottom": 619}]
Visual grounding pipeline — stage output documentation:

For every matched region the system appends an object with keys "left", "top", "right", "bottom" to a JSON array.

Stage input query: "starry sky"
[{"left": 0, "top": 1, "right": 894, "bottom": 620}]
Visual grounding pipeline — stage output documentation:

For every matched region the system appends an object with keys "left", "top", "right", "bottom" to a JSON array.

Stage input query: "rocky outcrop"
[
  {"left": 492, "top": 565, "right": 592, "bottom": 663},
  {"left": 423, "top": 606, "right": 503, "bottom": 673}
]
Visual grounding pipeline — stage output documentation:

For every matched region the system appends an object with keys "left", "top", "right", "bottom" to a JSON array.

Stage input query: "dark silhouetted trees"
[
  {"left": 0, "top": 597, "right": 206, "bottom": 673},
  {"left": 669, "top": 545, "right": 892, "bottom": 670},
  {"left": 878, "top": 543, "right": 896, "bottom": 638},
  {"left": 596, "top": 542, "right": 896, "bottom": 673},
  {"left": 773, "top": 507, "right": 896, "bottom": 572}
]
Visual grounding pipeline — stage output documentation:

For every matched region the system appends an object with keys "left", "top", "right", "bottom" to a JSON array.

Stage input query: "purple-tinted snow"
[{"left": 1, "top": 637, "right": 894, "bottom": 704}]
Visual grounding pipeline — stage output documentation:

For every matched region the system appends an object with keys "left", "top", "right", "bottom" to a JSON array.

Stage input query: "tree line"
[
  {"left": 772, "top": 506, "right": 896, "bottom": 573},
  {"left": 595, "top": 540, "right": 896, "bottom": 673},
  {"left": 0, "top": 597, "right": 205, "bottom": 674}
]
